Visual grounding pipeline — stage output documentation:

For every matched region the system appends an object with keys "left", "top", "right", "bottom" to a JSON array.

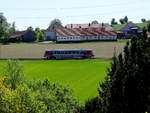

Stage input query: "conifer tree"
[{"left": 98, "top": 29, "right": 150, "bottom": 113}]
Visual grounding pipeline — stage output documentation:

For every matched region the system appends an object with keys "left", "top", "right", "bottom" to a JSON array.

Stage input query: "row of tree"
[
  {"left": 111, "top": 16, "right": 129, "bottom": 25},
  {"left": 111, "top": 16, "right": 148, "bottom": 25}
]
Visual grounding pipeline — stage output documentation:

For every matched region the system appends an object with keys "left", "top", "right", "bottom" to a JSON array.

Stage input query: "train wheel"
[{"left": 51, "top": 56, "right": 56, "bottom": 60}]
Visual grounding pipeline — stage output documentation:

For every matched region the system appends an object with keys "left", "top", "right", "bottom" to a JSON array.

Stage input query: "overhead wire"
[{"left": 0, "top": 0, "right": 142, "bottom": 11}]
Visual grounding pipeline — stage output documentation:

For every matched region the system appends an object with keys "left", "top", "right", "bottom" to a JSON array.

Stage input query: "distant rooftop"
[{"left": 65, "top": 23, "right": 113, "bottom": 31}]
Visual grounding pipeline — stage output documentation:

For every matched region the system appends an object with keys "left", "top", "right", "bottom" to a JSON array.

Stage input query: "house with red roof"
[
  {"left": 45, "top": 23, "right": 117, "bottom": 42},
  {"left": 54, "top": 27, "right": 117, "bottom": 42}
]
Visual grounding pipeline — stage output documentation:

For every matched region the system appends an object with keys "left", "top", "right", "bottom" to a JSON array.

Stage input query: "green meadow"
[{"left": 0, "top": 59, "right": 111, "bottom": 104}]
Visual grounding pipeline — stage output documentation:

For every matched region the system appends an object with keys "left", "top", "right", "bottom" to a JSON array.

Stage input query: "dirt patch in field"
[{"left": 0, "top": 42, "right": 125, "bottom": 59}]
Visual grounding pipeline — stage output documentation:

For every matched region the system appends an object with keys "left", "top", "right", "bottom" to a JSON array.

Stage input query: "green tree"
[
  {"left": 119, "top": 18, "right": 125, "bottom": 24},
  {"left": 2, "top": 84, "right": 46, "bottom": 113},
  {"left": 147, "top": 22, "right": 150, "bottom": 32},
  {"left": 35, "top": 27, "right": 45, "bottom": 42},
  {"left": 91, "top": 20, "right": 99, "bottom": 24},
  {"left": 0, "top": 13, "right": 10, "bottom": 40},
  {"left": 0, "top": 77, "right": 11, "bottom": 112},
  {"left": 5, "top": 60, "right": 24, "bottom": 90},
  {"left": 38, "top": 31, "right": 44, "bottom": 42},
  {"left": 80, "top": 96, "right": 101, "bottom": 113},
  {"left": 111, "top": 18, "right": 118, "bottom": 25},
  {"left": 27, "top": 26, "right": 34, "bottom": 31},
  {"left": 98, "top": 30, "right": 150, "bottom": 113},
  {"left": 35, "top": 27, "right": 40, "bottom": 33},
  {"left": 29, "top": 79, "right": 79, "bottom": 113},
  {"left": 48, "top": 18, "right": 62, "bottom": 30},
  {"left": 124, "top": 16, "right": 128, "bottom": 23},
  {"left": 9, "top": 22, "right": 16, "bottom": 35},
  {"left": 35, "top": 27, "right": 40, "bottom": 41},
  {"left": 141, "top": 18, "right": 146, "bottom": 23}
]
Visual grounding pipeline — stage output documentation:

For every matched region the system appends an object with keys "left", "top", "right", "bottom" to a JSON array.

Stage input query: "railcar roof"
[{"left": 45, "top": 49, "right": 92, "bottom": 52}]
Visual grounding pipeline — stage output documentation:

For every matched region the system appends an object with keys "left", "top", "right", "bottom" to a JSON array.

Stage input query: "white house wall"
[{"left": 56, "top": 35, "right": 117, "bottom": 42}]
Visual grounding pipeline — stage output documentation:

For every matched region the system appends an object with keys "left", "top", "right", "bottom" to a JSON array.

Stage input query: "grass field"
[
  {"left": 0, "top": 59, "right": 111, "bottom": 104},
  {"left": 0, "top": 41, "right": 125, "bottom": 59}
]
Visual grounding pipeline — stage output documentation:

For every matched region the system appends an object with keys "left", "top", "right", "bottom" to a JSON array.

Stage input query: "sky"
[{"left": 1, "top": 0, "right": 150, "bottom": 30}]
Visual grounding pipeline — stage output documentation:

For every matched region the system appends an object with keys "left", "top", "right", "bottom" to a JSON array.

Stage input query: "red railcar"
[{"left": 44, "top": 49, "right": 94, "bottom": 60}]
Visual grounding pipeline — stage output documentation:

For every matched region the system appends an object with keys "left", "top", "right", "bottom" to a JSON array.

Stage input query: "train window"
[
  {"left": 80, "top": 51, "right": 84, "bottom": 54},
  {"left": 72, "top": 51, "right": 76, "bottom": 54}
]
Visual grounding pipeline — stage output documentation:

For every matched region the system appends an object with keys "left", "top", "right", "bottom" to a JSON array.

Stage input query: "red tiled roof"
[
  {"left": 68, "top": 28, "right": 82, "bottom": 36},
  {"left": 55, "top": 27, "right": 117, "bottom": 37},
  {"left": 75, "top": 28, "right": 93, "bottom": 36}
]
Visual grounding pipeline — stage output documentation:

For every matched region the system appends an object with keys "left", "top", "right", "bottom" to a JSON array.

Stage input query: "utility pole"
[{"left": 0, "top": 44, "right": 1, "bottom": 59}]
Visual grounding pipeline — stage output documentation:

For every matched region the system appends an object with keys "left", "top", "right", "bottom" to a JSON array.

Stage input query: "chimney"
[
  {"left": 88, "top": 23, "right": 91, "bottom": 27},
  {"left": 101, "top": 23, "right": 105, "bottom": 31},
  {"left": 71, "top": 24, "right": 73, "bottom": 28}
]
